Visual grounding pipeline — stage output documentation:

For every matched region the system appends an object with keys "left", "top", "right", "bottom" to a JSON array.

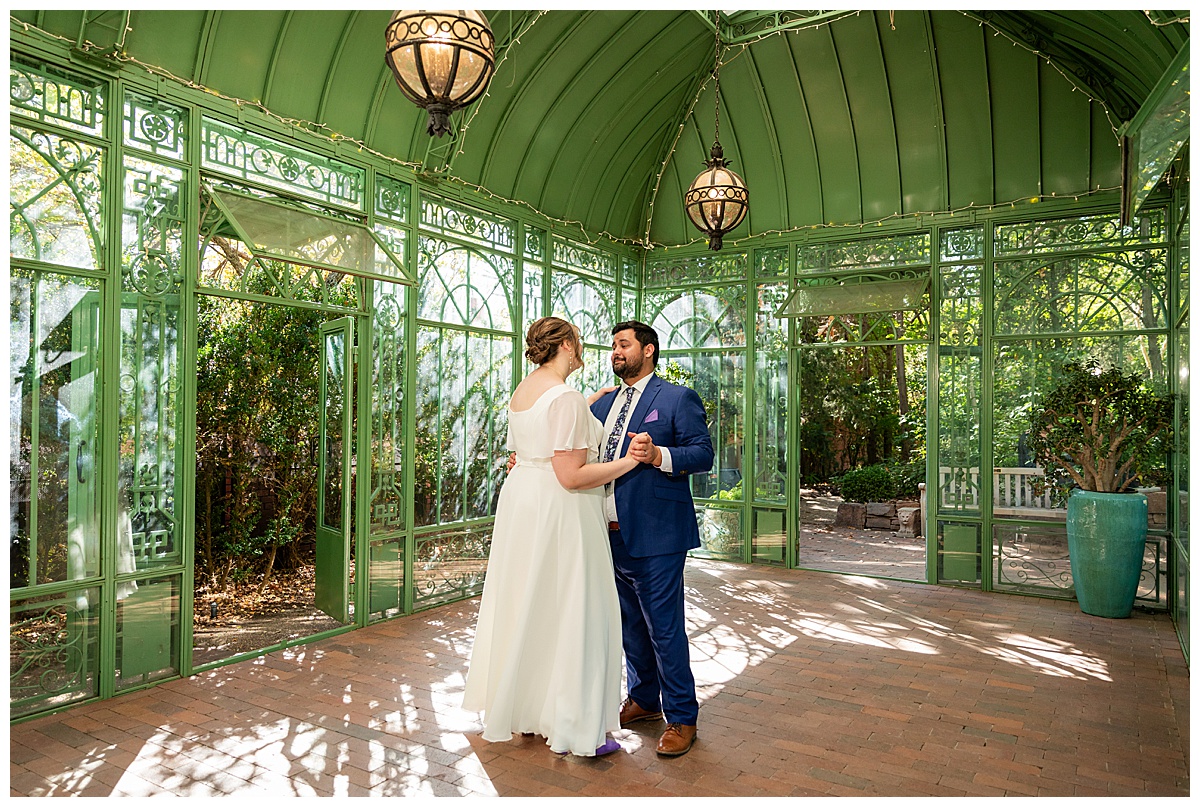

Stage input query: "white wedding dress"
[{"left": 462, "top": 384, "right": 622, "bottom": 755}]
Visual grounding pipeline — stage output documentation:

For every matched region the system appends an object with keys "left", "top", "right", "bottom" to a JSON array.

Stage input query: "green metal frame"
[{"left": 7, "top": 25, "right": 1189, "bottom": 723}]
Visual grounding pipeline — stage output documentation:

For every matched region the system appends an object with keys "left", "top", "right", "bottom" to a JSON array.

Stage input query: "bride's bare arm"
[{"left": 551, "top": 446, "right": 639, "bottom": 491}]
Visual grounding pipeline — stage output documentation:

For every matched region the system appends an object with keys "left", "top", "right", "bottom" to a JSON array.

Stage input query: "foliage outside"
[{"left": 1028, "top": 359, "right": 1173, "bottom": 493}]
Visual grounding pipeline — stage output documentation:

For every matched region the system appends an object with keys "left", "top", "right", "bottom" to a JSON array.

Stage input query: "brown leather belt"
[{"left": 607, "top": 521, "right": 620, "bottom": 532}]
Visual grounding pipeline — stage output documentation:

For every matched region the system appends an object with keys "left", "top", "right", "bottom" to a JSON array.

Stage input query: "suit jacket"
[{"left": 591, "top": 374, "right": 714, "bottom": 558}]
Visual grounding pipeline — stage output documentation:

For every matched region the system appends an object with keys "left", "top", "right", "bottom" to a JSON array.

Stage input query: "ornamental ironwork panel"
[
  {"left": 413, "top": 524, "right": 491, "bottom": 609},
  {"left": 621, "top": 256, "right": 638, "bottom": 288},
  {"left": 939, "top": 226, "right": 984, "bottom": 262},
  {"left": 417, "top": 237, "right": 514, "bottom": 330},
  {"left": 370, "top": 281, "right": 407, "bottom": 534},
  {"left": 10, "top": 61, "right": 105, "bottom": 137},
  {"left": 199, "top": 238, "right": 361, "bottom": 312},
  {"left": 10, "top": 589, "right": 100, "bottom": 718},
  {"left": 994, "top": 210, "right": 1167, "bottom": 256},
  {"left": 11, "top": 126, "right": 104, "bottom": 270},
  {"left": 524, "top": 226, "right": 546, "bottom": 263},
  {"left": 993, "top": 524, "right": 1166, "bottom": 607},
  {"left": 938, "top": 261, "right": 982, "bottom": 515},
  {"left": 374, "top": 175, "right": 410, "bottom": 225},
  {"left": 551, "top": 235, "right": 617, "bottom": 281},
  {"left": 994, "top": 250, "right": 1169, "bottom": 335},
  {"left": 550, "top": 269, "right": 616, "bottom": 348},
  {"left": 201, "top": 118, "right": 365, "bottom": 210},
  {"left": 413, "top": 326, "right": 511, "bottom": 528},
  {"left": 419, "top": 194, "right": 514, "bottom": 253},
  {"left": 797, "top": 233, "right": 930, "bottom": 275},
  {"left": 123, "top": 156, "right": 184, "bottom": 297},
  {"left": 122, "top": 92, "right": 186, "bottom": 161},
  {"left": 754, "top": 283, "right": 788, "bottom": 504},
  {"left": 118, "top": 288, "right": 182, "bottom": 570},
  {"left": 645, "top": 286, "right": 746, "bottom": 350},
  {"left": 644, "top": 251, "right": 748, "bottom": 288},
  {"left": 755, "top": 246, "right": 788, "bottom": 278}
]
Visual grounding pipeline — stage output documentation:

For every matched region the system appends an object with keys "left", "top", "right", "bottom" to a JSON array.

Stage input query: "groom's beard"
[{"left": 612, "top": 353, "right": 644, "bottom": 380}]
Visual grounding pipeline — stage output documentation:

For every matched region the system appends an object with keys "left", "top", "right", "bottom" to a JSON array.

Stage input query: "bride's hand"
[{"left": 587, "top": 385, "right": 619, "bottom": 406}]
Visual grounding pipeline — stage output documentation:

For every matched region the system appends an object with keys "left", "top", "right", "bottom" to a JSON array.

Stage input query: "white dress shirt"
[{"left": 602, "top": 373, "right": 673, "bottom": 523}]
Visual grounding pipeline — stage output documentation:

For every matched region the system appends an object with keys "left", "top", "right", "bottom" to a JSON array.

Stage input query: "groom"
[{"left": 592, "top": 320, "right": 714, "bottom": 757}]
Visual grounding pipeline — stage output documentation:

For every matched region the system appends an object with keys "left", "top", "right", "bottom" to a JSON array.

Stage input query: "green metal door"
[{"left": 315, "top": 317, "right": 353, "bottom": 622}]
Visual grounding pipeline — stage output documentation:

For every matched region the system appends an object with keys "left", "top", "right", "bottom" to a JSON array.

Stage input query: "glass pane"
[
  {"left": 994, "top": 250, "right": 1169, "bottom": 335},
  {"left": 11, "top": 126, "right": 103, "bottom": 270},
  {"left": 779, "top": 276, "right": 928, "bottom": 317},
  {"left": 995, "top": 210, "right": 1166, "bottom": 256},
  {"left": 10, "top": 588, "right": 101, "bottom": 718},
  {"left": 645, "top": 251, "right": 747, "bottom": 287},
  {"left": 10, "top": 61, "right": 105, "bottom": 136},
  {"left": 754, "top": 246, "right": 788, "bottom": 278},
  {"left": 375, "top": 175, "right": 410, "bottom": 225},
  {"left": 210, "top": 189, "right": 406, "bottom": 281},
  {"left": 121, "top": 156, "right": 184, "bottom": 572},
  {"left": 552, "top": 235, "right": 617, "bottom": 281},
  {"left": 754, "top": 283, "right": 788, "bottom": 503},
  {"left": 413, "top": 524, "right": 491, "bottom": 609},
  {"left": 123, "top": 92, "right": 187, "bottom": 161},
  {"left": 414, "top": 326, "right": 511, "bottom": 527},
  {"left": 10, "top": 270, "right": 102, "bottom": 588},
  {"left": 417, "top": 237, "right": 513, "bottom": 330},
  {"left": 646, "top": 286, "right": 746, "bottom": 350},
  {"left": 199, "top": 239, "right": 361, "bottom": 312},
  {"left": 663, "top": 352, "right": 743, "bottom": 500},
  {"left": 937, "top": 262, "right": 982, "bottom": 515},
  {"left": 322, "top": 329, "right": 346, "bottom": 531},
  {"left": 992, "top": 335, "right": 1171, "bottom": 514},
  {"left": 419, "top": 194, "right": 515, "bottom": 253},
  {"left": 798, "top": 232, "right": 930, "bottom": 274},
  {"left": 550, "top": 269, "right": 616, "bottom": 347},
  {"left": 115, "top": 575, "right": 180, "bottom": 691},
  {"left": 370, "top": 281, "right": 406, "bottom": 534}
]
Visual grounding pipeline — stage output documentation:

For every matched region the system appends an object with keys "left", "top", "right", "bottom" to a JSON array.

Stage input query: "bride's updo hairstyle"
[{"left": 524, "top": 316, "right": 576, "bottom": 365}]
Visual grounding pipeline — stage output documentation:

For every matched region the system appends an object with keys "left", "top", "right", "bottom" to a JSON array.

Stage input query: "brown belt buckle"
[{"left": 607, "top": 521, "right": 620, "bottom": 531}]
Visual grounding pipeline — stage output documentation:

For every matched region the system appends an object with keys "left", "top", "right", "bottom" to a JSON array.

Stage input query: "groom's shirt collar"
[{"left": 620, "top": 373, "right": 654, "bottom": 395}]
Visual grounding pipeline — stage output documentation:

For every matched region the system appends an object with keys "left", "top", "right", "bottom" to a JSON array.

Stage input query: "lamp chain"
[{"left": 712, "top": 18, "right": 721, "bottom": 148}]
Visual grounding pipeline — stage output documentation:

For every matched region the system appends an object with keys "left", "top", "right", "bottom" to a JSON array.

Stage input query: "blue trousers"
[{"left": 608, "top": 528, "right": 698, "bottom": 725}]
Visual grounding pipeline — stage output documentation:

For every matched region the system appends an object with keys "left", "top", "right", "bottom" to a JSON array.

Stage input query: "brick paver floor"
[{"left": 8, "top": 559, "right": 1189, "bottom": 796}]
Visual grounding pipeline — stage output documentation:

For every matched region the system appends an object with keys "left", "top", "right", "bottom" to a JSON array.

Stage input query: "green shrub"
[
  {"left": 888, "top": 460, "right": 925, "bottom": 498},
  {"left": 837, "top": 464, "right": 896, "bottom": 503}
]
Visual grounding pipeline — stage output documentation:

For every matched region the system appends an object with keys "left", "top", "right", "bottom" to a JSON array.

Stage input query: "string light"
[
  {"left": 10, "top": 12, "right": 1146, "bottom": 253},
  {"left": 449, "top": 10, "right": 546, "bottom": 170}
]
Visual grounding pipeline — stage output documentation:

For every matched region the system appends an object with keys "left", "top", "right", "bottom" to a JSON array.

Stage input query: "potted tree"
[{"left": 1028, "top": 359, "right": 1173, "bottom": 618}]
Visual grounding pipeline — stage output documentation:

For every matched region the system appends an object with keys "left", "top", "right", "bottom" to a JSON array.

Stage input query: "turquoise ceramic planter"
[{"left": 1066, "top": 491, "right": 1148, "bottom": 618}]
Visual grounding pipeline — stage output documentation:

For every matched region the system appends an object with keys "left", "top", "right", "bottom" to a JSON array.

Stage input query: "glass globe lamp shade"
[
  {"left": 684, "top": 143, "right": 749, "bottom": 250},
  {"left": 385, "top": 10, "right": 495, "bottom": 137}
]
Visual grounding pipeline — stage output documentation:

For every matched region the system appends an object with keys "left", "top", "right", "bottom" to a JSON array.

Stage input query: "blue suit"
[{"left": 591, "top": 374, "right": 714, "bottom": 725}]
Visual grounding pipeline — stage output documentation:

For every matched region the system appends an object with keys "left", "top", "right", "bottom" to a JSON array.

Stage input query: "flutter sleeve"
[{"left": 546, "top": 389, "right": 597, "bottom": 452}]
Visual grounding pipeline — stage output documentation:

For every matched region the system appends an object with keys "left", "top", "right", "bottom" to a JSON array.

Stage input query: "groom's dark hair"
[{"left": 612, "top": 320, "right": 659, "bottom": 367}]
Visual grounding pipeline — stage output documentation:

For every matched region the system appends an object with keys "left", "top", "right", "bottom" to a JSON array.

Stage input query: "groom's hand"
[
  {"left": 627, "top": 432, "right": 662, "bottom": 466},
  {"left": 505, "top": 452, "right": 516, "bottom": 474}
]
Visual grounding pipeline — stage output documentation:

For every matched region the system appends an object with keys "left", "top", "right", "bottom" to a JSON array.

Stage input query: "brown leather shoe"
[
  {"left": 656, "top": 723, "right": 697, "bottom": 756},
  {"left": 619, "top": 697, "right": 664, "bottom": 727}
]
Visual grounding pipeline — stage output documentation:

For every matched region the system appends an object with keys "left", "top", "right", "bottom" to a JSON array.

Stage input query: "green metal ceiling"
[{"left": 10, "top": 9, "right": 1188, "bottom": 248}]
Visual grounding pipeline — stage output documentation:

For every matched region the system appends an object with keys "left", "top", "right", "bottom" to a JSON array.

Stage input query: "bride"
[{"left": 462, "top": 316, "right": 647, "bottom": 757}]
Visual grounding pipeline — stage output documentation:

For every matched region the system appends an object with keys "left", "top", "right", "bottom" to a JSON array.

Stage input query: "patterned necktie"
[{"left": 603, "top": 386, "right": 636, "bottom": 463}]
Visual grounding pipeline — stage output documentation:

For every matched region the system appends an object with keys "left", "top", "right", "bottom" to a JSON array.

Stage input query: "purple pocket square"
[{"left": 644, "top": 409, "right": 659, "bottom": 424}]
